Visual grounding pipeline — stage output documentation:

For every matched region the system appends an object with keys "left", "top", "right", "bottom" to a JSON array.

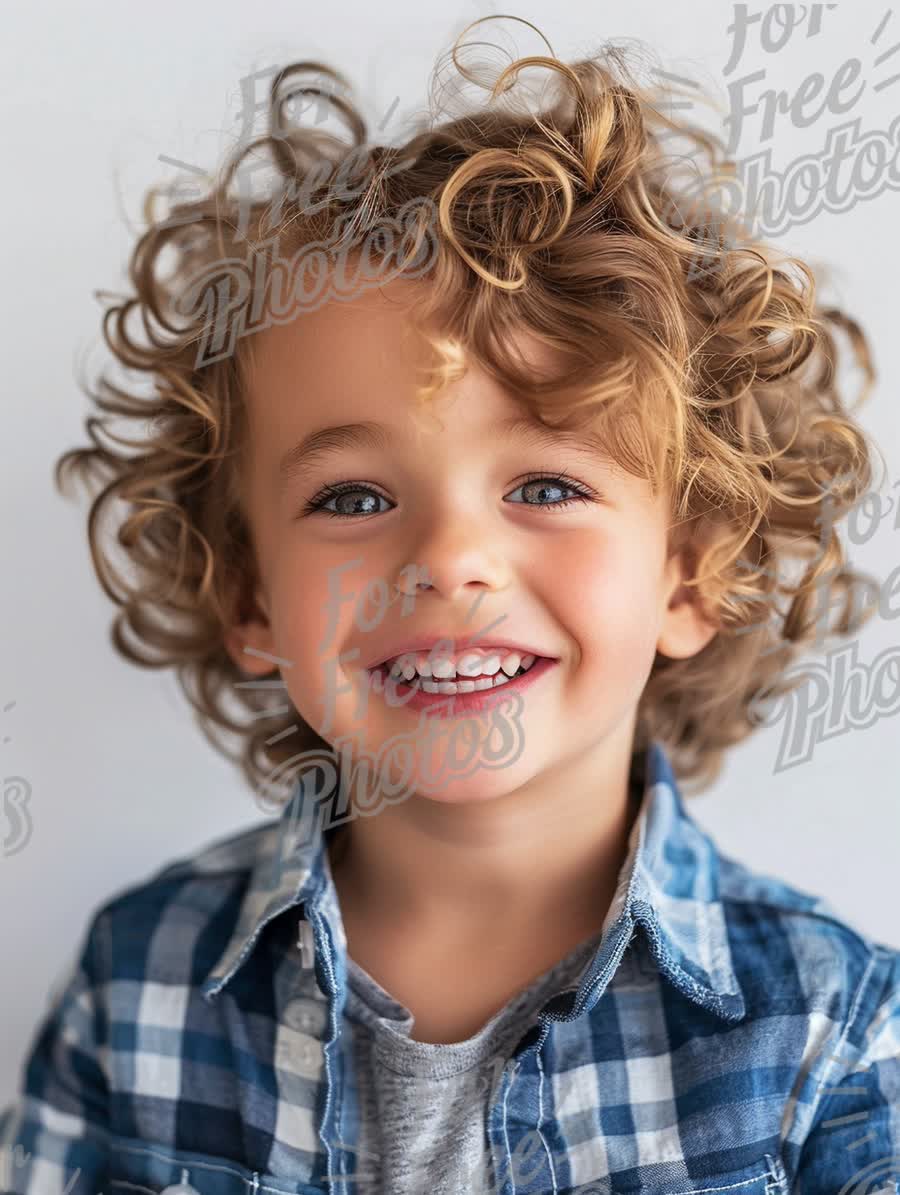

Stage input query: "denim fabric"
[{"left": 1, "top": 739, "right": 898, "bottom": 1194}]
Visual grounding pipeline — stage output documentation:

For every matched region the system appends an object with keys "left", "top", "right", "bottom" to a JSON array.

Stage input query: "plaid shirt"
[{"left": 2, "top": 739, "right": 899, "bottom": 1195}]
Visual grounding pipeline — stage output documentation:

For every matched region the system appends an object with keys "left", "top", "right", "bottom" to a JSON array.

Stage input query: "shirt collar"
[{"left": 202, "top": 739, "right": 745, "bottom": 1022}]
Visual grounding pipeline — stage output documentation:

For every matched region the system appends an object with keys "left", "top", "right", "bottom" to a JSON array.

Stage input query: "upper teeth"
[{"left": 384, "top": 650, "right": 537, "bottom": 680}]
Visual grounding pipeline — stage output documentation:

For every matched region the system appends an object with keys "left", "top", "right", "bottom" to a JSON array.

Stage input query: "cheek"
[
  {"left": 268, "top": 555, "right": 400, "bottom": 714},
  {"left": 549, "top": 539, "right": 663, "bottom": 665}
]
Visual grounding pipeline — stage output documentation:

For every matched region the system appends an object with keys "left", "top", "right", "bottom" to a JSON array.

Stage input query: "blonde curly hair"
[{"left": 54, "top": 18, "right": 885, "bottom": 803}]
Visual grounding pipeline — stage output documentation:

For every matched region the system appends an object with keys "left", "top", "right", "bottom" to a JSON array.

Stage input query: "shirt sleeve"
[
  {"left": 793, "top": 946, "right": 900, "bottom": 1193},
  {"left": 0, "top": 910, "right": 112, "bottom": 1194}
]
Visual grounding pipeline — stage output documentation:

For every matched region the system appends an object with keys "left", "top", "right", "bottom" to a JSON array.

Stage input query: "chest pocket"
[
  {"left": 553, "top": 1155, "right": 788, "bottom": 1195},
  {"left": 107, "top": 1136, "right": 326, "bottom": 1195},
  {"left": 646, "top": 1159, "right": 786, "bottom": 1195},
  {"left": 108, "top": 1138, "right": 789, "bottom": 1195}
]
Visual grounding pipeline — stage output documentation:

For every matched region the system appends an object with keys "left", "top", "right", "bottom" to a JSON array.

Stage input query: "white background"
[{"left": 1, "top": 0, "right": 898, "bottom": 1103}]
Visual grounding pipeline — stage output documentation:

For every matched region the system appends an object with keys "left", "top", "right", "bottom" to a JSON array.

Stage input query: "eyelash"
[{"left": 301, "top": 473, "right": 598, "bottom": 519}]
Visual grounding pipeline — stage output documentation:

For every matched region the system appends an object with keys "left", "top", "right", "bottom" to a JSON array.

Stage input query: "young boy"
[{"left": 2, "top": 22, "right": 898, "bottom": 1195}]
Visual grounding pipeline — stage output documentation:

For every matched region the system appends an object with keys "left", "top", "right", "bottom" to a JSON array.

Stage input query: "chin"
[{"left": 370, "top": 753, "right": 535, "bottom": 807}]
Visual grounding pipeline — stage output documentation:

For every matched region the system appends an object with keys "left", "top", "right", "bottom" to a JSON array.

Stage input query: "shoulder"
[
  {"left": 701, "top": 846, "right": 900, "bottom": 1167},
  {"left": 76, "top": 817, "right": 278, "bottom": 986},
  {"left": 715, "top": 845, "right": 895, "bottom": 956},
  {"left": 715, "top": 847, "right": 900, "bottom": 1055},
  {"left": 103, "top": 816, "right": 274, "bottom": 910}
]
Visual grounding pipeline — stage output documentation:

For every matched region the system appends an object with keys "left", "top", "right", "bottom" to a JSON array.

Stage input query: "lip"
[
  {"left": 365, "top": 654, "right": 558, "bottom": 717},
  {"left": 365, "top": 634, "right": 557, "bottom": 671}
]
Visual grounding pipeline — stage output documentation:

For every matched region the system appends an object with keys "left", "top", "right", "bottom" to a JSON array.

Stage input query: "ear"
[
  {"left": 223, "top": 577, "right": 278, "bottom": 677},
  {"left": 655, "top": 530, "right": 720, "bottom": 661}
]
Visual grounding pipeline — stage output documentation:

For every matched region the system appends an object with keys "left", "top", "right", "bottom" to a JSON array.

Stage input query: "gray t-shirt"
[{"left": 340, "top": 929, "right": 604, "bottom": 1194}]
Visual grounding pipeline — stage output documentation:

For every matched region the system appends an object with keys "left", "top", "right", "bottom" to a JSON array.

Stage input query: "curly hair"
[{"left": 54, "top": 17, "right": 886, "bottom": 803}]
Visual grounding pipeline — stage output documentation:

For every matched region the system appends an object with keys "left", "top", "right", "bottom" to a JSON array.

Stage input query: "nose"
[{"left": 394, "top": 516, "right": 511, "bottom": 606}]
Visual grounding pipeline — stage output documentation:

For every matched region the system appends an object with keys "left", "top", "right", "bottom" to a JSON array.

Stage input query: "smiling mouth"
[{"left": 366, "top": 656, "right": 544, "bottom": 694}]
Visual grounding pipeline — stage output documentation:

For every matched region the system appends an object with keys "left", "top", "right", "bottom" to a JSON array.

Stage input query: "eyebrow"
[{"left": 278, "top": 416, "right": 619, "bottom": 492}]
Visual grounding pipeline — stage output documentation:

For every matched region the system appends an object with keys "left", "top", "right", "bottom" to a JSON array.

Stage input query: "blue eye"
[
  {"left": 506, "top": 474, "right": 596, "bottom": 509},
  {"left": 301, "top": 474, "right": 597, "bottom": 519},
  {"left": 302, "top": 482, "right": 390, "bottom": 518}
]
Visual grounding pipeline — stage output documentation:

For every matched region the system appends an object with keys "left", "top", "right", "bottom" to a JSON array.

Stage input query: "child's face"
[{"left": 228, "top": 278, "right": 717, "bottom": 805}]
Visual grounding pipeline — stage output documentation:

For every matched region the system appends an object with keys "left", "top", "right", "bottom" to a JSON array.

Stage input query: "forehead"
[
  {"left": 242, "top": 281, "right": 563, "bottom": 441},
  {"left": 250, "top": 276, "right": 422, "bottom": 362},
  {"left": 238, "top": 282, "right": 653, "bottom": 511}
]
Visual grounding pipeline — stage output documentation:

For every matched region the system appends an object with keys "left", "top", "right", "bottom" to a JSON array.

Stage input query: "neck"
[{"left": 327, "top": 725, "right": 645, "bottom": 945}]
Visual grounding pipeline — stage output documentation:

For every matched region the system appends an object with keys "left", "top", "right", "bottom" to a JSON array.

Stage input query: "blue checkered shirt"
[{"left": 2, "top": 740, "right": 899, "bottom": 1194}]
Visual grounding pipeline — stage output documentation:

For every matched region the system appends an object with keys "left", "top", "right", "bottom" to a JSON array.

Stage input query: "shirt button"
[
  {"left": 160, "top": 1170, "right": 201, "bottom": 1194},
  {"left": 284, "top": 997, "right": 320, "bottom": 1035}
]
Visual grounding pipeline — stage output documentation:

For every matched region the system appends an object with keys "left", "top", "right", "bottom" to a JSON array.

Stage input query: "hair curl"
[{"left": 54, "top": 18, "right": 886, "bottom": 802}]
